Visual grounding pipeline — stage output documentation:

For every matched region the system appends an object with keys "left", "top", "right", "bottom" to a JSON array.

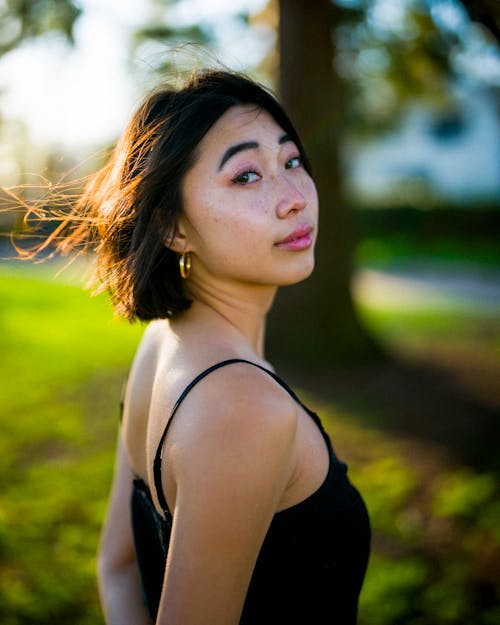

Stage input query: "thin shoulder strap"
[{"left": 152, "top": 358, "right": 305, "bottom": 513}]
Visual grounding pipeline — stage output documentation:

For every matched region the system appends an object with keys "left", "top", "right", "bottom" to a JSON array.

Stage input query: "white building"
[{"left": 347, "top": 82, "right": 500, "bottom": 206}]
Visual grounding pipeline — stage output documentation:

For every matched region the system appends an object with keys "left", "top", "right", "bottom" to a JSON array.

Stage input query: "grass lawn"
[
  {"left": 0, "top": 260, "right": 498, "bottom": 625},
  {"left": 0, "top": 262, "right": 144, "bottom": 625}
]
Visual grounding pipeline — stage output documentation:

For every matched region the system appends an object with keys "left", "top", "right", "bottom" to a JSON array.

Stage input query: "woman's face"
[{"left": 178, "top": 104, "right": 319, "bottom": 289}]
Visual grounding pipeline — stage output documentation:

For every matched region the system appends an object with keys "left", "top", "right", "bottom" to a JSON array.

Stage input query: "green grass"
[
  {"left": 0, "top": 261, "right": 498, "bottom": 624},
  {"left": 0, "top": 262, "right": 144, "bottom": 625},
  {"left": 355, "top": 231, "right": 500, "bottom": 269},
  {"left": 357, "top": 305, "right": 500, "bottom": 358},
  {"left": 353, "top": 232, "right": 500, "bottom": 361}
]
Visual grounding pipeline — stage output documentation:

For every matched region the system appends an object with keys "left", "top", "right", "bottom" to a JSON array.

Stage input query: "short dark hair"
[{"left": 39, "top": 69, "right": 312, "bottom": 321}]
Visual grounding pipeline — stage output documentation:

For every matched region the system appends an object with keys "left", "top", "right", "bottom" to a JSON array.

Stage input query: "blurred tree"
[
  {"left": 0, "top": 0, "right": 82, "bottom": 221},
  {"left": 129, "top": 0, "right": 209, "bottom": 78},
  {"left": 0, "top": 0, "right": 81, "bottom": 56}
]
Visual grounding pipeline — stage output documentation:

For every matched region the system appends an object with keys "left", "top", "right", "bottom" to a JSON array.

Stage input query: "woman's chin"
[{"left": 278, "top": 259, "right": 315, "bottom": 286}]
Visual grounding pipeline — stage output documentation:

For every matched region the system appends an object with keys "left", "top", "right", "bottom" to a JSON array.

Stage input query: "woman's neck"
[{"left": 182, "top": 280, "right": 277, "bottom": 359}]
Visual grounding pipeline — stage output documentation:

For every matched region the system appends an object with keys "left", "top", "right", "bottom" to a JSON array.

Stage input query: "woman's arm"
[
  {"left": 97, "top": 433, "right": 153, "bottom": 625},
  {"left": 156, "top": 364, "right": 298, "bottom": 625}
]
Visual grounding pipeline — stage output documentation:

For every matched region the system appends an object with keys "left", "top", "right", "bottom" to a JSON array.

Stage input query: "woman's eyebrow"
[
  {"left": 217, "top": 133, "right": 293, "bottom": 171},
  {"left": 218, "top": 141, "right": 258, "bottom": 171}
]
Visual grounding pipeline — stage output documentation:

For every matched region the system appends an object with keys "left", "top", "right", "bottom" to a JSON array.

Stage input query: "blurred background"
[{"left": 0, "top": 1, "right": 499, "bottom": 623}]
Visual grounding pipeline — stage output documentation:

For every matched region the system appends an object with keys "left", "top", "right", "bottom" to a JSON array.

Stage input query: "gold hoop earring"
[{"left": 179, "top": 252, "right": 191, "bottom": 279}]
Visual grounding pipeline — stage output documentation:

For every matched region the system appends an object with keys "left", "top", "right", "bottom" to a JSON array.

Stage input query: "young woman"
[{"left": 42, "top": 70, "right": 370, "bottom": 624}]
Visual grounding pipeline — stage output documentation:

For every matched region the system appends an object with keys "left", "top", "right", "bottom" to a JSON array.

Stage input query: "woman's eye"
[
  {"left": 285, "top": 155, "right": 302, "bottom": 170},
  {"left": 232, "top": 171, "right": 260, "bottom": 185}
]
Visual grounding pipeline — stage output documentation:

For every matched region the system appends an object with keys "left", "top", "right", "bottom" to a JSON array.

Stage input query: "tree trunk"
[{"left": 266, "top": 0, "right": 382, "bottom": 368}]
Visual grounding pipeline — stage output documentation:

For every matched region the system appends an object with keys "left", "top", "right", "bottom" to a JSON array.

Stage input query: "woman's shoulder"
[
  {"left": 173, "top": 358, "right": 287, "bottom": 410},
  {"left": 162, "top": 360, "right": 299, "bottom": 510},
  {"left": 125, "top": 319, "right": 166, "bottom": 378},
  {"left": 158, "top": 359, "right": 299, "bottom": 457}
]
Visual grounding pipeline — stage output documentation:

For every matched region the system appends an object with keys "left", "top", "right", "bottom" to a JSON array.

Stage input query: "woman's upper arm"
[
  {"left": 98, "top": 432, "right": 154, "bottom": 625},
  {"left": 98, "top": 432, "right": 136, "bottom": 573},
  {"left": 156, "top": 366, "right": 298, "bottom": 625}
]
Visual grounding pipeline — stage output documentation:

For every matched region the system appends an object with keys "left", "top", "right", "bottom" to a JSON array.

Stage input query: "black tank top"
[{"left": 129, "top": 359, "right": 371, "bottom": 624}]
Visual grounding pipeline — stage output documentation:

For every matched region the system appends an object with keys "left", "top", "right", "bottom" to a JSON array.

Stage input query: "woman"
[{"left": 46, "top": 70, "right": 370, "bottom": 624}]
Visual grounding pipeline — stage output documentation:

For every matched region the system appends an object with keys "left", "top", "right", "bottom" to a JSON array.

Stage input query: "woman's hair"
[{"left": 19, "top": 69, "right": 312, "bottom": 321}]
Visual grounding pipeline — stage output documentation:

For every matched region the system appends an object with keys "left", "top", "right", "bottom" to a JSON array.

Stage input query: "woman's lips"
[{"left": 275, "top": 226, "right": 314, "bottom": 251}]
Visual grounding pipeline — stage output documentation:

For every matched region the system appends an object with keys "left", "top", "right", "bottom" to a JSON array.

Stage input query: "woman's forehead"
[{"left": 199, "top": 105, "right": 286, "bottom": 155}]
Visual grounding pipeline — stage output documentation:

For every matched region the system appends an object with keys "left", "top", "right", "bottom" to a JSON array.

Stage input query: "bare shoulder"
[
  {"left": 134, "top": 319, "right": 167, "bottom": 360},
  {"left": 169, "top": 361, "right": 298, "bottom": 452},
  {"left": 164, "top": 361, "right": 299, "bottom": 502}
]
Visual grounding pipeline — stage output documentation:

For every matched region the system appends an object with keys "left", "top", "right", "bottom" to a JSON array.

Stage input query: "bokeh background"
[{"left": 0, "top": 1, "right": 499, "bottom": 624}]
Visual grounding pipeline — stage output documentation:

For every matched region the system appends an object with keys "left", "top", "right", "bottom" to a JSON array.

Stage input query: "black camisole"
[{"left": 129, "top": 359, "right": 371, "bottom": 624}]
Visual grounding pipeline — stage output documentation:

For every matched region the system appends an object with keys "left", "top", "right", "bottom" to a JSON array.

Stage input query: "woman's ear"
[
  {"left": 164, "top": 228, "right": 187, "bottom": 253},
  {"left": 163, "top": 218, "right": 189, "bottom": 253}
]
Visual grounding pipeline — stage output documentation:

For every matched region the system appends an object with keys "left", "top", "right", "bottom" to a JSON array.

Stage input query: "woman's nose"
[{"left": 276, "top": 178, "right": 307, "bottom": 218}]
